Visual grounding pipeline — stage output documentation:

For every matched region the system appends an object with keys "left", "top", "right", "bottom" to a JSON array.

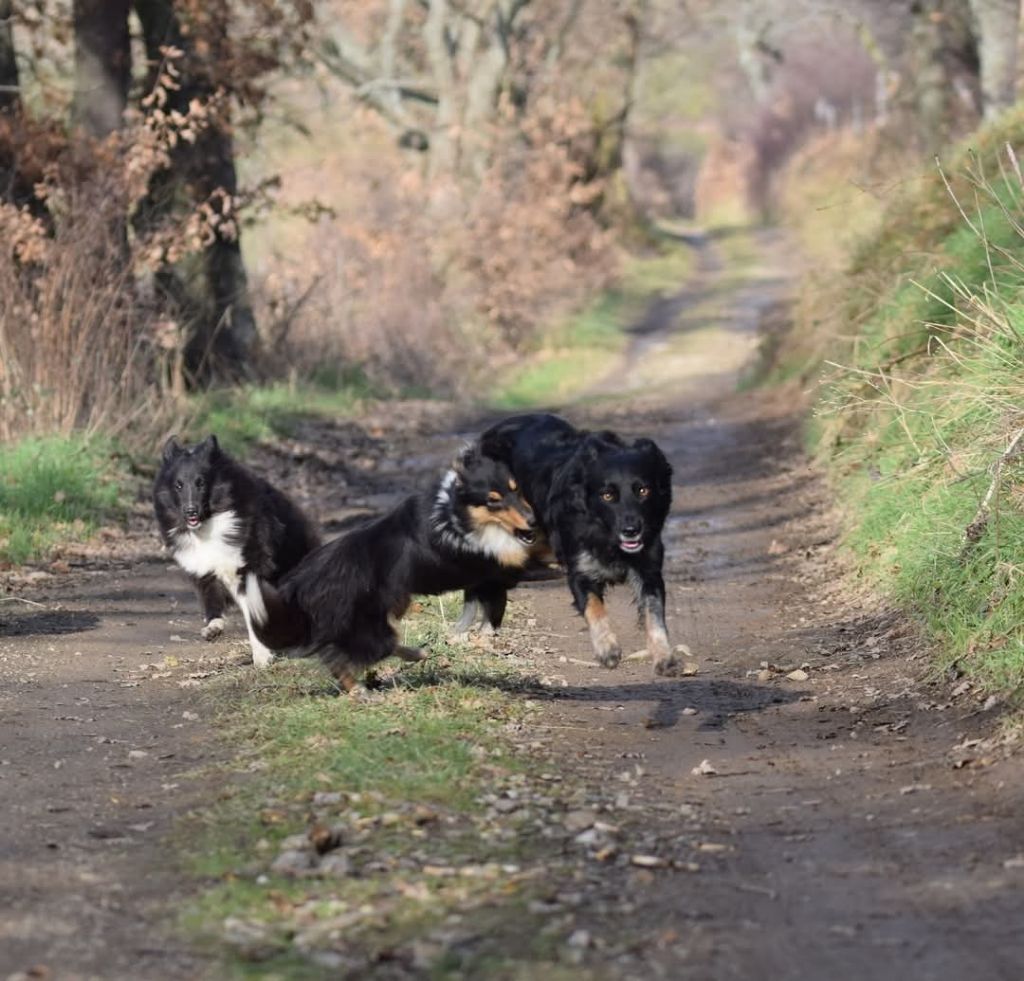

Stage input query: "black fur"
[
  {"left": 467, "top": 412, "right": 678, "bottom": 674},
  {"left": 152, "top": 435, "right": 321, "bottom": 659},
  {"left": 253, "top": 444, "right": 538, "bottom": 689}
]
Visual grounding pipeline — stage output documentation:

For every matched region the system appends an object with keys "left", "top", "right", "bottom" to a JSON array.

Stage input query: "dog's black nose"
[
  {"left": 622, "top": 521, "right": 642, "bottom": 537},
  {"left": 185, "top": 506, "right": 199, "bottom": 517}
]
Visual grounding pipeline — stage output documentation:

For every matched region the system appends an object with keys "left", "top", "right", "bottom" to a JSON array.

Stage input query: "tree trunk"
[
  {"left": 969, "top": 0, "right": 1021, "bottom": 118},
  {"left": 134, "top": 0, "right": 258, "bottom": 385},
  {"left": 0, "top": 0, "right": 17, "bottom": 115},
  {"left": 72, "top": 0, "right": 131, "bottom": 137}
]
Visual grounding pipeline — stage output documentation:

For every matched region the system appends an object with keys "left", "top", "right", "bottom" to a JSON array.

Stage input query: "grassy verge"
[
  {"left": 491, "top": 243, "right": 695, "bottom": 410},
  {"left": 0, "top": 436, "right": 126, "bottom": 564},
  {"left": 186, "top": 379, "right": 373, "bottom": 456},
  {"left": 179, "top": 597, "right": 599, "bottom": 977},
  {"left": 789, "top": 107, "right": 1024, "bottom": 694}
]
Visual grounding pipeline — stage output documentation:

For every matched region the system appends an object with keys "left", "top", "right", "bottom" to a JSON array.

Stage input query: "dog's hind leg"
[
  {"left": 477, "top": 583, "right": 508, "bottom": 635},
  {"left": 196, "top": 575, "right": 230, "bottom": 640},
  {"left": 238, "top": 571, "right": 276, "bottom": 668},
  {"left": 395, "top": 646, "right": 428, "bottom": 662},
  {"left": 451, "top": 590, "right": 484, "bottom": 638}
]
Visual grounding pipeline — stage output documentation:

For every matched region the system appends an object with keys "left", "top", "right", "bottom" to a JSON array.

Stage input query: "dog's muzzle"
[{"left": 618, "top": 530, "right": 643, "bottom": 554}]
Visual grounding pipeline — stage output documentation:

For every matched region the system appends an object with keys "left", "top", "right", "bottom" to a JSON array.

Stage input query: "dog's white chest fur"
[
  {"left": 472, "top": 523, "right": 528, "bottom": 568},
  {"left": 171, "top": 510, "right": 244, "bottom": 587}
]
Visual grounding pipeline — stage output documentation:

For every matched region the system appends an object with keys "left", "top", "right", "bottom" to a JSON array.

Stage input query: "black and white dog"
[
  {"left": 153, "top": 435, "right": 321, "bottom": 667},
  {"left": 252, "top": 444, "right": 539, "bottom": 692},
  {"left": 464, "top": 413, "right": 678, "bottom": 675}
]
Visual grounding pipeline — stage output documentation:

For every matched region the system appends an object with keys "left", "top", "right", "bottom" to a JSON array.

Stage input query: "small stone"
[
  {"left": 631, "top": 854, "right": 667, "bottom": 868},
  {"left": 681, "top": 707, "right": 698, "bottom": 716},
  {"left": 563, "top": 809, "right": 597, "bottom": 833},
  {"left": 692, "top": 759, "right": 718, "bottom": 776},
  {"left": 270, "top": 849, "right": 316, "bottom": 877},
  {"left": 312, "top": 791, "right": 345, "bottom": 807},
  {"left": 786, "top": 669, "right": 809, "bottom": 682},
  {"left": 222, "top": 917, "right": 278, "bottom": 961},
  {"left": 127, "top": 750, "right": 149, "bottom": 760},
  {"left": 318, "top": 853, "right": 352, "bottom": 877},
  {"left": 181, "top": 711, "right": 199, "bottom": 721},
  {"left": 493, "top": 797, "right": 519, "bottom": 814},
  {"left": 567, "top": 929, "right": 591, "bottom": 949}
]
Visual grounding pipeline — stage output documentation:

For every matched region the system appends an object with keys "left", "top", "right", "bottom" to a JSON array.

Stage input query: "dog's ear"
[
  {"left": 633, "top": 437, "right": 673, "bottom": 494},
  {"left": 451, "top": 442, "right": 479, "bottom": 486},
  {"left": 479, "top": 427, "right": 515, "bottom": 464},
  {"left": 196, "top": 434, "right": 220, "bottom": 457},
  {"left": 162, "top": 435, "right": 183, "bottom": 463},
  {"left": 551, "top": 436, "right": 605, "bottom": 516}
]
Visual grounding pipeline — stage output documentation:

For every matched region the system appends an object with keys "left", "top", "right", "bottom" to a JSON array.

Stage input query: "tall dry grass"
[{"left": 0, "top": 180, "right": 173, "bottom": 443}]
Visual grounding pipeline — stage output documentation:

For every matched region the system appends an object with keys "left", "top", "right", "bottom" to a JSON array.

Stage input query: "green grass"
[
  {"left": 186, "top": 379, "right": 373, "bottom": 455},
  {"left": 491, "top": 244, "right": 694, "bottom": 410},
  {"left": 803, "top": 105, "right": 1024, "bottom": 695},
  {"left": 0, "top": 436, "right": 126, "bottom": 563},
  {"left": 178, "top": 596, "right": 584, "bottom": 976}
]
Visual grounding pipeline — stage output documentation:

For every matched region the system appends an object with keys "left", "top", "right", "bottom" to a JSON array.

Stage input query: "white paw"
[
  {"left": 251, "top": 645, "right": 276, "bottom": 669},
  {"left": 200, "top": 617, "right": 226, "bottom": 641}
]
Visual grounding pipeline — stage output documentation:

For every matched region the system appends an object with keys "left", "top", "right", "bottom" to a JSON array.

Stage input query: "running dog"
[
  {"left": 462, "top": 413, "right": 678, "bottom": 675},
  {"left": 252, "top": 443, "right": 539, "bottom": 691},
  {"left": 153, "top": 435, "right": 321, "bottom": 666}
]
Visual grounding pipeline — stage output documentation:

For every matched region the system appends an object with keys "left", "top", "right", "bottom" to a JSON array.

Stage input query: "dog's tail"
[{"left": 250, "top": 576, "right": 309, "bottom": 651}]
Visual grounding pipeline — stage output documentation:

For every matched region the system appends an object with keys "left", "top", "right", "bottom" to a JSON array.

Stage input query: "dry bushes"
[
  {"left": 256, "top": 94, "right": 614, "bottom": 396},
  {"left": 0, "top": 64, "right": 240, "bottom": 442},
  {"left": 0, "top": 183, "right": 158, "bottom": 441}
]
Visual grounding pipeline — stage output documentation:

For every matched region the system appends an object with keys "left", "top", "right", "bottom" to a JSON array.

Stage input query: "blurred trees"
[
  {"left": 968, "top": 0, "right": 1021, "bottom": 119},
  {"left": 320, "top": 0, "right": 645, "bottom": 218},
  {"left": 0, "top": 1, "right": 313, "bottom": 385}
]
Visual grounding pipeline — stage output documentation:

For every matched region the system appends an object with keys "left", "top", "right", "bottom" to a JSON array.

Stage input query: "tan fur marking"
[
  {"left": 584, "top": 594, "right": 621, "bottom": 668},
  {"left": 334, "top": 669, "right": 360, "bottom": 693},
  {"left": 508, "top": 477, "right": 517, "bottom": 491}
]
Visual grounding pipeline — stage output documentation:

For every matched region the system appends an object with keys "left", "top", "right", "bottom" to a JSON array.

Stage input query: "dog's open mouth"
[
  {"left": 186, "top": 515, "right": 201, "bottom": 529},
  {"left": 618, "top": 535, "right": 643, "bottom": 554},
  {"left": 516, "top": 529, "right": 537, "bottom": 546}
]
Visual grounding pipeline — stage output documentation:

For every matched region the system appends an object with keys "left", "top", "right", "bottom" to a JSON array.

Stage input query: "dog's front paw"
[
  {"left": 201, "top": 617, "right": 226, "bottom": 641},
  {"left": 653, "top": 652, "right": 680, "bottom": 676},
  {"left": 594, "top": 637, "right": 622, "bottom": 669},
  {"left": 648, "top": 635, "right": 678, "bottom": 676},
  {"left": 251, "top": 645, "right": 276, "bottom": 669}
]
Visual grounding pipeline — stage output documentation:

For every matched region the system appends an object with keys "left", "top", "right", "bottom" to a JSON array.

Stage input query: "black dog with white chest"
[
  {"left": 153, "top": 435, "right": 321, "bottom": 666},
  {"left": 253, "top": 443, "right": 540, "bottom": 692},
  {"left": 463, "top": 413, "right": 678, "bottom": 675}
]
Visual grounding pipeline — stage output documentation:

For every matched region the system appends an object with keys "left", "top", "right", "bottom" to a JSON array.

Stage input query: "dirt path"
[{"left": 4, "top": 231, "right": 1024, "bottom": 979}]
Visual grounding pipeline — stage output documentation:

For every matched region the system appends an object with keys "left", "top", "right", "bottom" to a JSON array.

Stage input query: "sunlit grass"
[
  {"left": 0, "top": 436, "right": 125, "bottom": 563},
  {"left": 491, "top": 243, "right": 695, "bottom": 409},
  {"left": 178, "top": 595, "right": 574, "bottom": 976}
]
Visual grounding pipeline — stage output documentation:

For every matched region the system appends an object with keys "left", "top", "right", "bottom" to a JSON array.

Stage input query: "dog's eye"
[
  {"left": 487, "top": 492, "right": 502, "bottom": 510},
  {"left": 174, "top": 479, "right": 183, "bottom": 491},
  {"left": 601, "top": 490, "right": 616, "bottom": 503},
  {"left": 637, "top": 486, "right": 650, "bottom": 499}
]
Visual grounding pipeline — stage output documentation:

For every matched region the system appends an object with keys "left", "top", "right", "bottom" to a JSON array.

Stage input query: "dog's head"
[
  {"left": 451, "top": 444, "right": 537, "bottom": 547},
  {"left": 558, "top": 434, "right": 672, "bottom": 556},
  {"left": 154, "top": 435, "right": 223, "bottom": 532}
]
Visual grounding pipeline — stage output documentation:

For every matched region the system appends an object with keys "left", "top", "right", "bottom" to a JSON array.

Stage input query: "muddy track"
[{"left": 4, "top": 232, "right": 1024, "bottom": 979}]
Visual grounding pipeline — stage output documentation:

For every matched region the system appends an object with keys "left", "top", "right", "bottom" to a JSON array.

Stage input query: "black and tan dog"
[
  {"left": 461, "top": 413, "right": 678, "bottom": 675},
  {"left": 251, "top": 443, "right": 539, "bottom": 691}
]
